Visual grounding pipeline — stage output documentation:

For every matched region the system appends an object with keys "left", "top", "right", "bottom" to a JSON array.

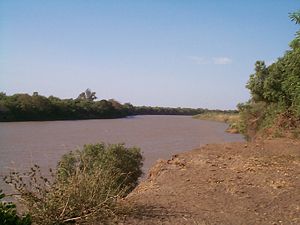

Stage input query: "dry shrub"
[{"left": 4, "top": 143, "right": 144, "bottom": 224}]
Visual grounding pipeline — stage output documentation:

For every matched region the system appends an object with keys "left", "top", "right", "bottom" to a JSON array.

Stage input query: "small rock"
[{"left": 171, "top": 154, "right": 178, "bottom": 159}]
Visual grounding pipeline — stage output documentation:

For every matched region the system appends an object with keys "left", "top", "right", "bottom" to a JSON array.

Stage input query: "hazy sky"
[{"left": 1, "top": 1, "right": 299, "bottom": 109}]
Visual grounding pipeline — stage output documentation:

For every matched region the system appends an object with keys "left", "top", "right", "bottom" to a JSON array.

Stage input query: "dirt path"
[{"left": 123, "top": 139, "right": 300, "bottom": 225}]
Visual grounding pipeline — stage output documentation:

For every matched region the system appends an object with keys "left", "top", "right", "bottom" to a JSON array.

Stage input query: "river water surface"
[{"left": 0, "top": 115, "right": 244, "bottom": 189}]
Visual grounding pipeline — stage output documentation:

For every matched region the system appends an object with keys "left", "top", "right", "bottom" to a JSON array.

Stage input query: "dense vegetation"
[
  {"left": 0, "top": 90, "right": 130, "bottom": 121},
  {"left": 239, "top": 11, "right": 300, "bottom": 138},
  {"left": 0, "top": 190, "right": 31, "bottom": 225},
  {"left": 133, "top": 106, "right": 235, "bottom": 116},
  {"left": 57, "top": 143, "right": 143, "bottom": 195},
  {"left": 0, "top": 88, "right": 236, "bottom": 122},
  {"left": 4, "top": 143, "right": 143, "bottom": 224}
]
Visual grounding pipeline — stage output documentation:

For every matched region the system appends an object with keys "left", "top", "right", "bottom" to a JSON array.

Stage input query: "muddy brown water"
[{"left": 0, "top": 115, "right": 244, "bottom": 192}]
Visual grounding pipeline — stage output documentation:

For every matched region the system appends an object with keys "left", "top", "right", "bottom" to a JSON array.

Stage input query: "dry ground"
[{"left": 123, "top": 139, "right": 300, "bottom": 225}]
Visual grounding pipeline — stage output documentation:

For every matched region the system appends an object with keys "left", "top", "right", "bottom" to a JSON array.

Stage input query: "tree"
[
  {"left": 289, "top": 10, "right": 300, "bottom": 48},
  {"left": 240, "top": 10, "right": 300, "bottom": 137},
  {"left": 109, "top": 99, "right": 123, "bottom": 109},
  {"left": 246, "top": 61, "right": 269, "bottom": 102},
  {"left": 289, "top": 10, "right": 300, "bottom": 24},
  {"left": 77, "top": 88, "right": 97, "bottom": 101}
]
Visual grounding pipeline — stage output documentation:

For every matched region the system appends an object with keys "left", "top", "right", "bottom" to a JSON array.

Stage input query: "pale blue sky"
[{"left": 0, "top": 0, "right": 299, "bottom": 109}]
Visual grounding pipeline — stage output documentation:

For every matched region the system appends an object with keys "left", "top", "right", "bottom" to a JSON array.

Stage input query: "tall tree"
[
  {"left": 289, "top": 10, "right": 300, "bottom": 48},
  {"left": 77, "top": 88, "right": 97, "bottom": 101},
  {"left": 246, "top": 61, "right": 269, "bottom": 102},
  {"left": 289, "top": 10, "right": 300, "bottom": 24}
]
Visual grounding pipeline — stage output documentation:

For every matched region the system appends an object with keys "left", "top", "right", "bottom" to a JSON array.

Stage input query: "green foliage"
[
  {"left": 246, "top": 61, "right": 269, "bottom": 102},
  {"left": 0, "top": 91, "right": 129, "bottom": 121},
  {"left": 4, "top": 143, "right": 144, "bottom": 224},
  {"left": 0, "top": 90, "right": 221, "bottom": 122},
  {"left": 240, "top": 10, "right": 300, "bottom": 138},
  {"left": 263, "top": 59, "right": 285, "bottom": 103},
  {"left": 290, "top": 10, "right": 300, "bottom": 48},
  {"left": 57, "top": 143, "right": 143, "bottom": 194},
  {"left": 77, "top": 88, "right": 97, "bottom": 101},
  {"left": 0, "top": 190, "right": 31, "bottom": 225},
  {"left": 133, "top": 105, "right": 208, "bottom": 115},
  {"left": 289, "top": 10, "right": 300, "bottom": 25},
  {"left": 246, "top": 45, "right": 300, "bottom": 115}
]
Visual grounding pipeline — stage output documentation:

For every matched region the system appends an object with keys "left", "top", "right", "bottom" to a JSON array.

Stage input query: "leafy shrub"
[
  {"left": 239, "top": 11, "right": 300, "bottom": 138},
  {"left": 0, "top": 190, "right": 31, "bottom": 225},
  {"left": 4, "top": 143, "right": 144, "bottom": 224},
  {"left": 57, "top": 143, "right": 143, "bottom": 194},
  {"left": 239, "top": 101, "right": 300, "bottom": 138}
]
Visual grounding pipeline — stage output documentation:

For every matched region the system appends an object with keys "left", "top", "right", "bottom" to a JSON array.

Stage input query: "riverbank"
[
  {"left": 193, "top": 112, "right": 241, "bottom": 134},
  {"left": 124, "top": 138, "right": 300, "bottom": 224}
]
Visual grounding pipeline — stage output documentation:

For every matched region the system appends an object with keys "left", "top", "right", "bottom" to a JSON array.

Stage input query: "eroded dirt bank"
[{"left": 124, "top": 139, "right": 300, "bottom": 225}]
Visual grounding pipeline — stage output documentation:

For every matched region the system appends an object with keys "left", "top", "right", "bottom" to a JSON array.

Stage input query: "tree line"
[
  {"left": 0, "top": 89, "right": 236, "bottom": 122},
  {"left": 0, "top": 90, "right": 128, "bottom": 121}
]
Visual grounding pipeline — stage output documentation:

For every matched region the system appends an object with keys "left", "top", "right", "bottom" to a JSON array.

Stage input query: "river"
[{"left": 0, "top": 115, "right": 244, "bottom": 190}]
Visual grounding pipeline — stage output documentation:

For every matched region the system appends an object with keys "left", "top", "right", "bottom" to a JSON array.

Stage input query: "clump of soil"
[{"left": 123, "top": 139, "right": 300, "bottom": 225}]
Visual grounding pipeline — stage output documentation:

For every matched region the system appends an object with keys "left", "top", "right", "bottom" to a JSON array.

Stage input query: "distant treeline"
[
  {"left": 0, "top": 92, "right": 129, "bottom": 121},
  {"left": 132, "top": 106, "right": 236, "bottom": 116},
  {"left": 0, "top": 90, "right": 235, "bottom": 122}
]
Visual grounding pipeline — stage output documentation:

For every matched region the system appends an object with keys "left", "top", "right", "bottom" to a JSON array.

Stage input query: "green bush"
[
  {"left": 4, "top": 143, "right": 144, "bottom": 224},
  {"left": 239, "top": 10, "right": 300, "bottom": 138},
  {"left": 0, "top": 190, "right": 31, "bottom": 225},
  {"left": 57, "top": 143, "right": 143, "bottom": 194}
]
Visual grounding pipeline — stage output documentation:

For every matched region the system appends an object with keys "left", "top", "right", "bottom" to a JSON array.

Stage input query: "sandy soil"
[{"left": 123, "top": 139, "right": 300, "bottom": 225}]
